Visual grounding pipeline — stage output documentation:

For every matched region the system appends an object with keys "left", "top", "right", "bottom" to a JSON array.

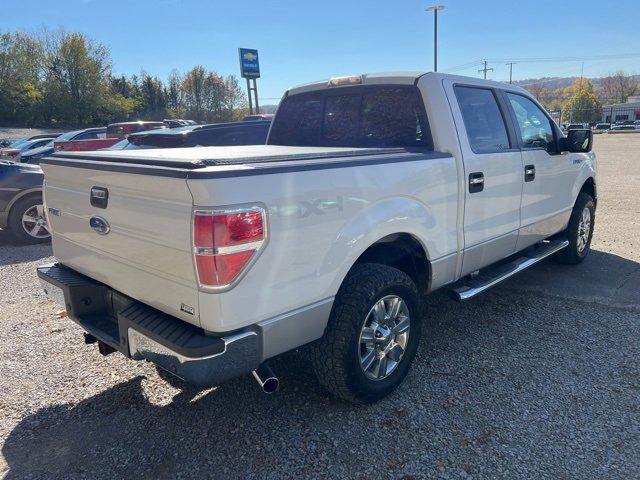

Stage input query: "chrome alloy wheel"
[
  {"left": 21, "top": 204, "right": 50, "bottom": 239},
  {"left": 577, "top": 206, "right": 591, "bottom": 253},
  {"left": 358, "top": 295, "right": 410, "bottom": 381}
]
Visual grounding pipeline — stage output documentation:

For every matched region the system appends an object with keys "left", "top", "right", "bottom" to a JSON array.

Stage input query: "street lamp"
[{"left": 426, "top": 5, "right": 445, "bottom": 72}]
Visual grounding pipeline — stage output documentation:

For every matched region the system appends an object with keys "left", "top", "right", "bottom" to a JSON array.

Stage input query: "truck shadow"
[{"left": 2, "top": 249, "right": 639, "bottom": 479}]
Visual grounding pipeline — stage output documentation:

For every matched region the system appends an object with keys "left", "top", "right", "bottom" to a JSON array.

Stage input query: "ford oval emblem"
[{"left": 89, "top": 216, "right": 110, "bottom": 235}]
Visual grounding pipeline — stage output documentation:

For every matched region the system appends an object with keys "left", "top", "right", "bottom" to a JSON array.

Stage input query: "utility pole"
[
  {"left": 478, "top": 60, "right": 493, "bottom": 79},
  {"left": 506, "top": 62, "right": 516, "bottom": 84},
  {"left": 426, "top": 5, "right": 445, "bottom": 72}
]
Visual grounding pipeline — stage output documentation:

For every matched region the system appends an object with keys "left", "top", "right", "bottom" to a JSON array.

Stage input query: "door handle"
[
  {"left": 525, "top": 165, "right": 536, "bottom": 182},
  {"left": 469, "top": 172, "right": 484, "bottom": 193}
]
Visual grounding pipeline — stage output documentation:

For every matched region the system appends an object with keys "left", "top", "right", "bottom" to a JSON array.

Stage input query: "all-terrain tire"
[
  {"left": 310, "top": 263, "right": 422, "bottom": 404},
  {"left": 554, "top": 192, "right": 595, "bottom": 265}
]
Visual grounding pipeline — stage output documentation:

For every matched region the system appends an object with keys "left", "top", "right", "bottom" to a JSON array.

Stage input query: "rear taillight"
[
  {"left": 6, "top": 150, "right": 18, "bottom": 158},
  {"left": 193, "top": 206, "right": 267, "bottom": 289}
]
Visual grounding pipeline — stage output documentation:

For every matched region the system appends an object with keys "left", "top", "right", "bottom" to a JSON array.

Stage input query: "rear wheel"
[
  {"left": 554, "top": 193, "right": 595, "bottom": 264},
  {"left": 8, "top": 195, "right": 51, "bottom": 244},
  {"left": 310, "top": 263, "right": 422, "bottom": 404}
]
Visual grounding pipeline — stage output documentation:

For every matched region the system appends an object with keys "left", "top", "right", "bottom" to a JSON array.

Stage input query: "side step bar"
[{"left": 451, "top": 239, "right": 569, "bottom": 301}]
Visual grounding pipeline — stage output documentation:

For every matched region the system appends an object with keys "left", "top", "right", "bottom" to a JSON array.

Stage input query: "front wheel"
[
  {"left": 310, "top": 263, "right": 422, "bottom": 404},
  {"left": 554, "top": 193, "right": 595, "bottom": 264}
]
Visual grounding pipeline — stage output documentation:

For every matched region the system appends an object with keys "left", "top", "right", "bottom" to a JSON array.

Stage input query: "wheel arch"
[
  {"left": 579, "top": 177, "right": 597, "bottom": 206},
  {"left": 320, "top": 196, "right": 444, "bottom": 299},
  {"left": 350, "top": 233, "right": 431, "bottom": 295},
  {"left": 7, "top": 187, "right": 43, "bottom": 219}
]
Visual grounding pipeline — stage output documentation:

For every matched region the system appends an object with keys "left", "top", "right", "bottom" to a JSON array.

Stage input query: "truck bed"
[{"left": 41, "top": 144, "right": 456, "bottom": 333}]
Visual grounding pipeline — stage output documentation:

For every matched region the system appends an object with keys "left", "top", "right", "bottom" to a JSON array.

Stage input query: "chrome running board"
[{"left": 451, "top": 239, "right": 569, "bottom": 301}]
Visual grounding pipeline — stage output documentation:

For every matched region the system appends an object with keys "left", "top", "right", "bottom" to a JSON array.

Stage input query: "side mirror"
[{"left": 559, "top": 129, "right": 592, "bottom": 153}]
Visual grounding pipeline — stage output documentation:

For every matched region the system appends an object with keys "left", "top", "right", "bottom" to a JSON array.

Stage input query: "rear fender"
[{"left": 320, "top": 197, "right": 436, "bottom": 297}]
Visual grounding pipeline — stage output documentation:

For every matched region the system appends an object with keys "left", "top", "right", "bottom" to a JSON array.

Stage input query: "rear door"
[
  {"left": 503, "top": 92, "right": 576, "bottom": 250},
  {"left": 446, "top": 82, "right": 524, "bottom": 275}
]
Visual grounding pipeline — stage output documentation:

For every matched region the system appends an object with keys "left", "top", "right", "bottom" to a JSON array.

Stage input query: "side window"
[
  {"left": 454, "top": 86, "right": 510, "bottom": 154},
  {"left": 506, "top": 93, "right": 556, "bottom": 152},
  {"left": 74, "top": 131, "right": 100, "bottom": 141}
]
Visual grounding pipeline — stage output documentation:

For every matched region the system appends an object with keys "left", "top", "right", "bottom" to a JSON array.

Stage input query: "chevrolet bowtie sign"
[{"left": 239, "top": 48, "right": 260, "bottom": 79}]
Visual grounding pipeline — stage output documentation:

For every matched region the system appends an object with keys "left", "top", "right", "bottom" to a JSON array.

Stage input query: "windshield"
[{"left": 108, "top": 139, "right": 130, "bottom": 150}]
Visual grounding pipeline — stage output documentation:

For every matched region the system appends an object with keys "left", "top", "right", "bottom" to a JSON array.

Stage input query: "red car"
[{"left": 106, "top": 121, "right": 167, "bottom": 139}]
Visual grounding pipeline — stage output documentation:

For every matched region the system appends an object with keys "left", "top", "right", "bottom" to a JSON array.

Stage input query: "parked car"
[
  {"left": 0, "top": 160, "right": 48, "bottom": 243},
  {"left": 123, "top": 120, "right": 271, "bottom": 149},
  {"left": 609, "top": 124, "right": 639, "bottom": 133},
  {"left": 106, "top": 121, "right": 167, "bottom": 139},
  {"left": 38, "top": 72, "right": 596, "bottom": 403},
  {"left": 0, "top": 133, "right": 62, "bottom": 148},
  {"left": 20, "top": 128, "right": 106, "bottom": 164},
  {"left": 592, "top": 123, "right": 610, "bottom": 134},
  {"left": 566, "top": 123, "right": 587, "bottom": 132},
  {"left": 53, "top": 127, "right": 109, "bottom": 152},
  {"left": 0, "top": 137, "right": 56, "bottom": 161},
  {"left": 243, "top": 113, "right": 274, "bottom": 121}
]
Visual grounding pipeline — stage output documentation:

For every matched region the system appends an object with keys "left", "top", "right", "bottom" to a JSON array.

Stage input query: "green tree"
[
  {"left": 43, "top": 32, "right": 110, "bottom": 125},
  {"left": 0, "top": 31, "right": 45, "bottom": 125},
  {"left": 139, "top": 72, "right": 167, "bottom": 119},
  {"left": 561, "top": 78, "right": 602, "bottom": 123},
  {"left": 166, "top": 69, "right": 184, "bottom": 117}
]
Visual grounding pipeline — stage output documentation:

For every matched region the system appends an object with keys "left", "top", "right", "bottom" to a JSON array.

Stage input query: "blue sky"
[{"left": 3, "top": 0, "right": 639, "bottom": 103}]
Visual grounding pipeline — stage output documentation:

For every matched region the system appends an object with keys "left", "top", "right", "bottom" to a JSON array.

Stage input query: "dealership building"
[{"left": 602, "top": 96, "right": 640, "bottom": 123}]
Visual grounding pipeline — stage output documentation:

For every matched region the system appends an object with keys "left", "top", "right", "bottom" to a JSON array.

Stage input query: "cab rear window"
[{"left": 269, "top": 85, "right": 432, "bottom": 149}]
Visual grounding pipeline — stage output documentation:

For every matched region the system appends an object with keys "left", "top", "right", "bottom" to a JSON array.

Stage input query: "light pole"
[{"left": 426, "top": 5, "right": 445, "bottom": 72}]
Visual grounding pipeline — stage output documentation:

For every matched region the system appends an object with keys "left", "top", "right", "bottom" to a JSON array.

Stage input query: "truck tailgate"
[{"left": 41, "top": 162, "right": 201, "bottom": 326}]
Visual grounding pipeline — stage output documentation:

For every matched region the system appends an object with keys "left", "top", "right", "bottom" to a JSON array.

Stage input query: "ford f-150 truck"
[{"left": 37, "top": 73, "right": 596, "bottom": 403}]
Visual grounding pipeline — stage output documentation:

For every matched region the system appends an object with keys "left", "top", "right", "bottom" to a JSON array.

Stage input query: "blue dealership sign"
[{"left": 239, "top": 48, "right": 260, "bottom": 78}]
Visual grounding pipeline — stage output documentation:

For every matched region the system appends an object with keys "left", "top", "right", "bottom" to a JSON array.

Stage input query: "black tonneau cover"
[
  {"left": 45, "top": 146, "right": 406, "bottom": 169},
  {"left": 40, "top": 145, "right": 452, "bottom": 179}
]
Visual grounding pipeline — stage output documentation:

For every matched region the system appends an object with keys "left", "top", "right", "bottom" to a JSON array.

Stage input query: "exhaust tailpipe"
[{"left": 252, "top": 363, "right": 279, "bottom": 394}]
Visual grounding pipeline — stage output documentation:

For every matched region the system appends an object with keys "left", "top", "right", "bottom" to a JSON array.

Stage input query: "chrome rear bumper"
[{"left": 37, "top": 262, "right": 260, "bottom": 388}]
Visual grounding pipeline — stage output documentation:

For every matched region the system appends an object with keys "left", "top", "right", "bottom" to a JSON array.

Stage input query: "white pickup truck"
[{"left": 38, "top": 72, "right": 596, "bottom": 403}]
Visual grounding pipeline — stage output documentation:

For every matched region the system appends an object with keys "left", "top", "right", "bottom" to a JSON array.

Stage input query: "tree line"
[
  {"left": 522, "top": 72, "right": 639, "bottom": 123},
  {"left": 0, "top": 30, "right": 248, "bottom": 128}
]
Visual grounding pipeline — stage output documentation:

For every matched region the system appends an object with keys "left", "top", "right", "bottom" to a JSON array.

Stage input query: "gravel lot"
[{"left": 1, "top": 135, "right": 639, "bottom": 479}]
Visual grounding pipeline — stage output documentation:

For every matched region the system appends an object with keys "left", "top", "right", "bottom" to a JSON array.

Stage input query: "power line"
[
  {"left": 441, "top": 61, "right": 483, "bottom": 73},
  {"left": 487, "top": 52, "right": 640, "bottom": 64}
]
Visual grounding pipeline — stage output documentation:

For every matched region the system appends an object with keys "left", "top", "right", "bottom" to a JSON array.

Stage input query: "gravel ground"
[
  {"left": 1, "top": 135, "right": 639, "bottom": 479},
  {"left": 0, "top": 128, "right": 64, "bottom": 141}
]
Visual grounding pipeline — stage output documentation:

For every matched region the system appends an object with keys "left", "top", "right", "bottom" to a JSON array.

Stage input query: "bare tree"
[{"left": 600, "top": 71, "right": 639, "bottom": 104}]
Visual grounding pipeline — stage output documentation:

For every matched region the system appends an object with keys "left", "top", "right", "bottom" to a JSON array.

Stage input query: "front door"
[
  {"left": 504, "top": 92, "right": 577, "bottom": 250},
  {"left": 447, "top": 83, "right": 524, "bottom": 276}
]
